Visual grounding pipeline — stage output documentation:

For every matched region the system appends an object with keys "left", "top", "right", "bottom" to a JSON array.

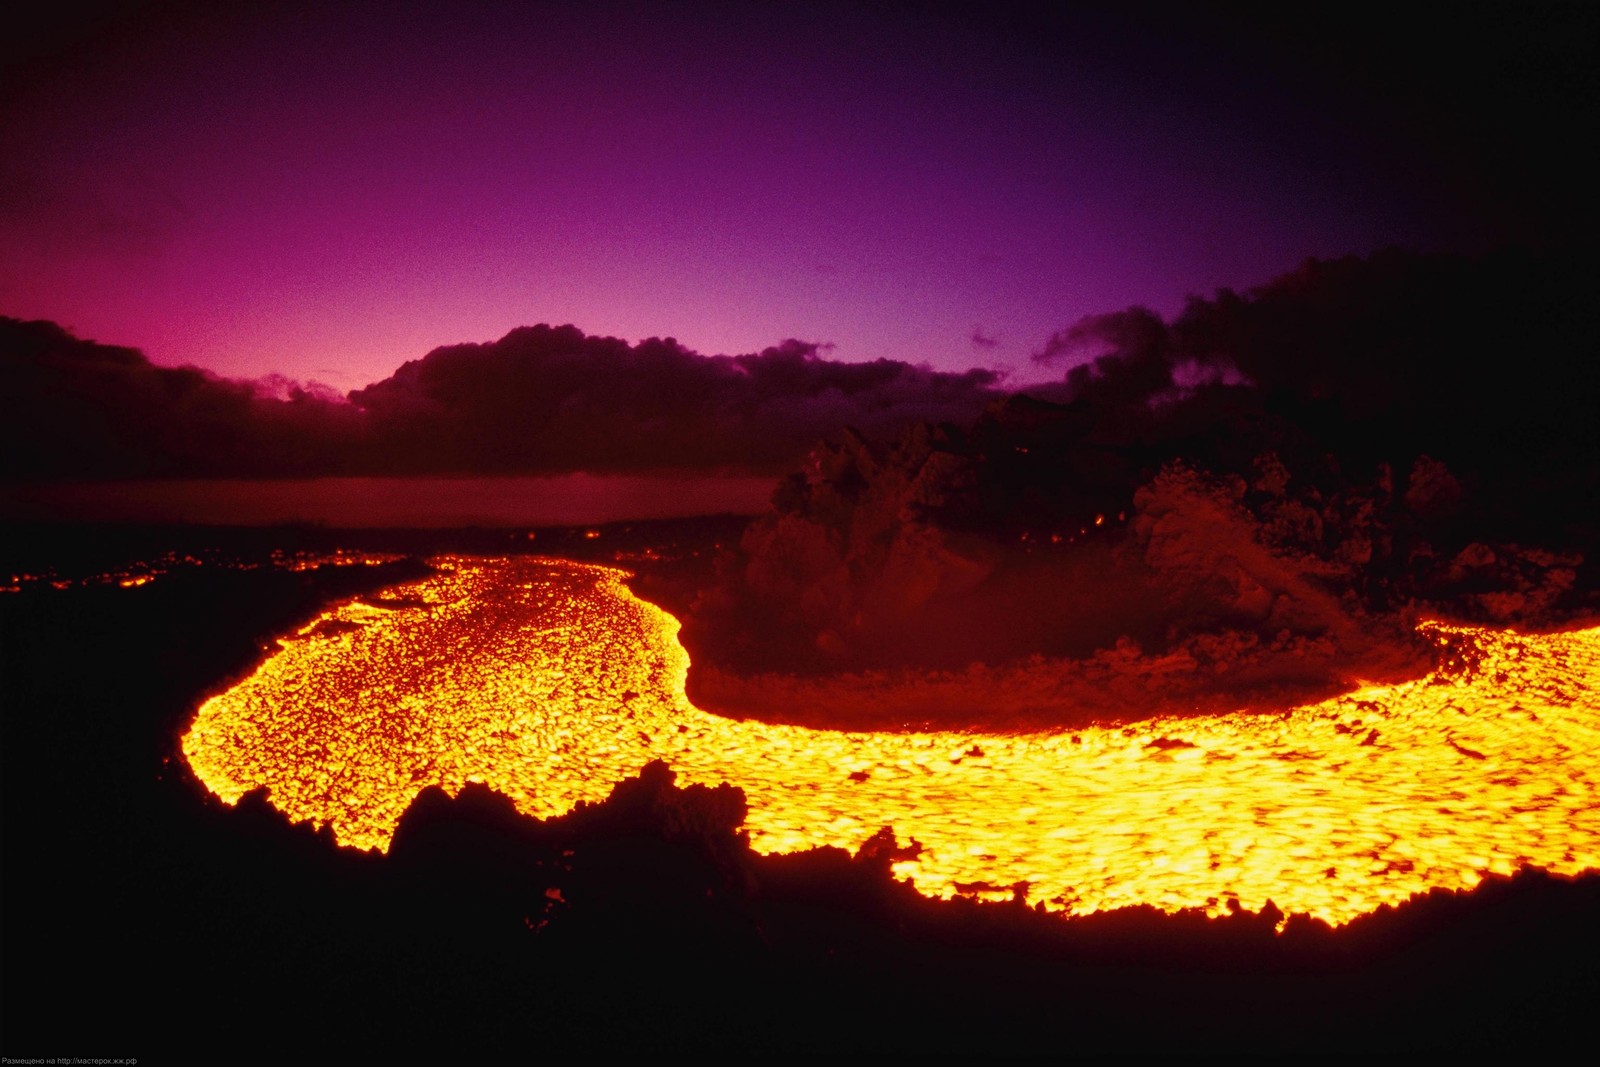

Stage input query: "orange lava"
[{"left": 182, "top": 555, "right": 1600, "bottom": 925}]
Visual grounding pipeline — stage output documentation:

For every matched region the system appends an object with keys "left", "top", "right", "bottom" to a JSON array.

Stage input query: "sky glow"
[{"left": 6, "top": 2, "right": 1569, "bottom": 392}]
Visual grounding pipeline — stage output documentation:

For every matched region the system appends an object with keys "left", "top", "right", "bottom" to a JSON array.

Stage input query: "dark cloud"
[
  {"left": 1032, "top": 305, "right": 1179, "bottom": 408},
  {"left": 1039, "top": 246, "right": 1600, "bottom": 524},
  {"left": 970, "top": 326, "right": 999, "bottom": 350},
  {"left": 0, "top": 317, "right": 361, "bottom": 479},
  {"left": 1032, "top": 305, "right": 1166, "bottom": 366},
  {"left": 1027, "top": 247, "right": 1600, "bottom": 480},
  {"left": 0, "top": 318, "right": 1004, "bottom": 480},
  {"left": 347, "top": 327, "right": 1001, "bottom": 475}
]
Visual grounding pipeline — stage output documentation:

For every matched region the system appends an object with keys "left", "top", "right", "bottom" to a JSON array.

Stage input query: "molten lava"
[{"left": 183, "top": 555, "right": 1600, "bottom": 925}]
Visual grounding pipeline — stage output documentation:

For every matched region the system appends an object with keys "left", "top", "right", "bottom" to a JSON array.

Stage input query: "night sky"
[{"left": 5, "top": 1, "right": 1592, "bottom": 393}]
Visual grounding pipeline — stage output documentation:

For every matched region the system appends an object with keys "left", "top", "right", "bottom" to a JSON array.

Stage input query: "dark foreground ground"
[{"left": 2, "top": 521, "right": 1597, "bottom": 1065}]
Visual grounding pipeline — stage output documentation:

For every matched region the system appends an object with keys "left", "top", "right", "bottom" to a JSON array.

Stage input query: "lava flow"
[{"left": 182, "top": 555, "right": 1600, "bottom": 926}]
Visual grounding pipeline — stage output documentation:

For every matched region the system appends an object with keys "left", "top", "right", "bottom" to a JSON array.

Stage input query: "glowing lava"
[{"left": 183, "top": 555, "right": 1600, "bottom": 925}]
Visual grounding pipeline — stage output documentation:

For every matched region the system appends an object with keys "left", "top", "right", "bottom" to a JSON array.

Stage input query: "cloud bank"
[
  {"left": 348, "top": 328, "right": 1002, "bottom": 476},
  {"left": 0, "top": 321, "right": 1004, "bottom": 480}
]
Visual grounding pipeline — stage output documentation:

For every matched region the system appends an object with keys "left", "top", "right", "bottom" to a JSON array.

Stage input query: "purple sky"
[{"left": 2, "top": 2, "right": 1590, "bottom": 392}]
